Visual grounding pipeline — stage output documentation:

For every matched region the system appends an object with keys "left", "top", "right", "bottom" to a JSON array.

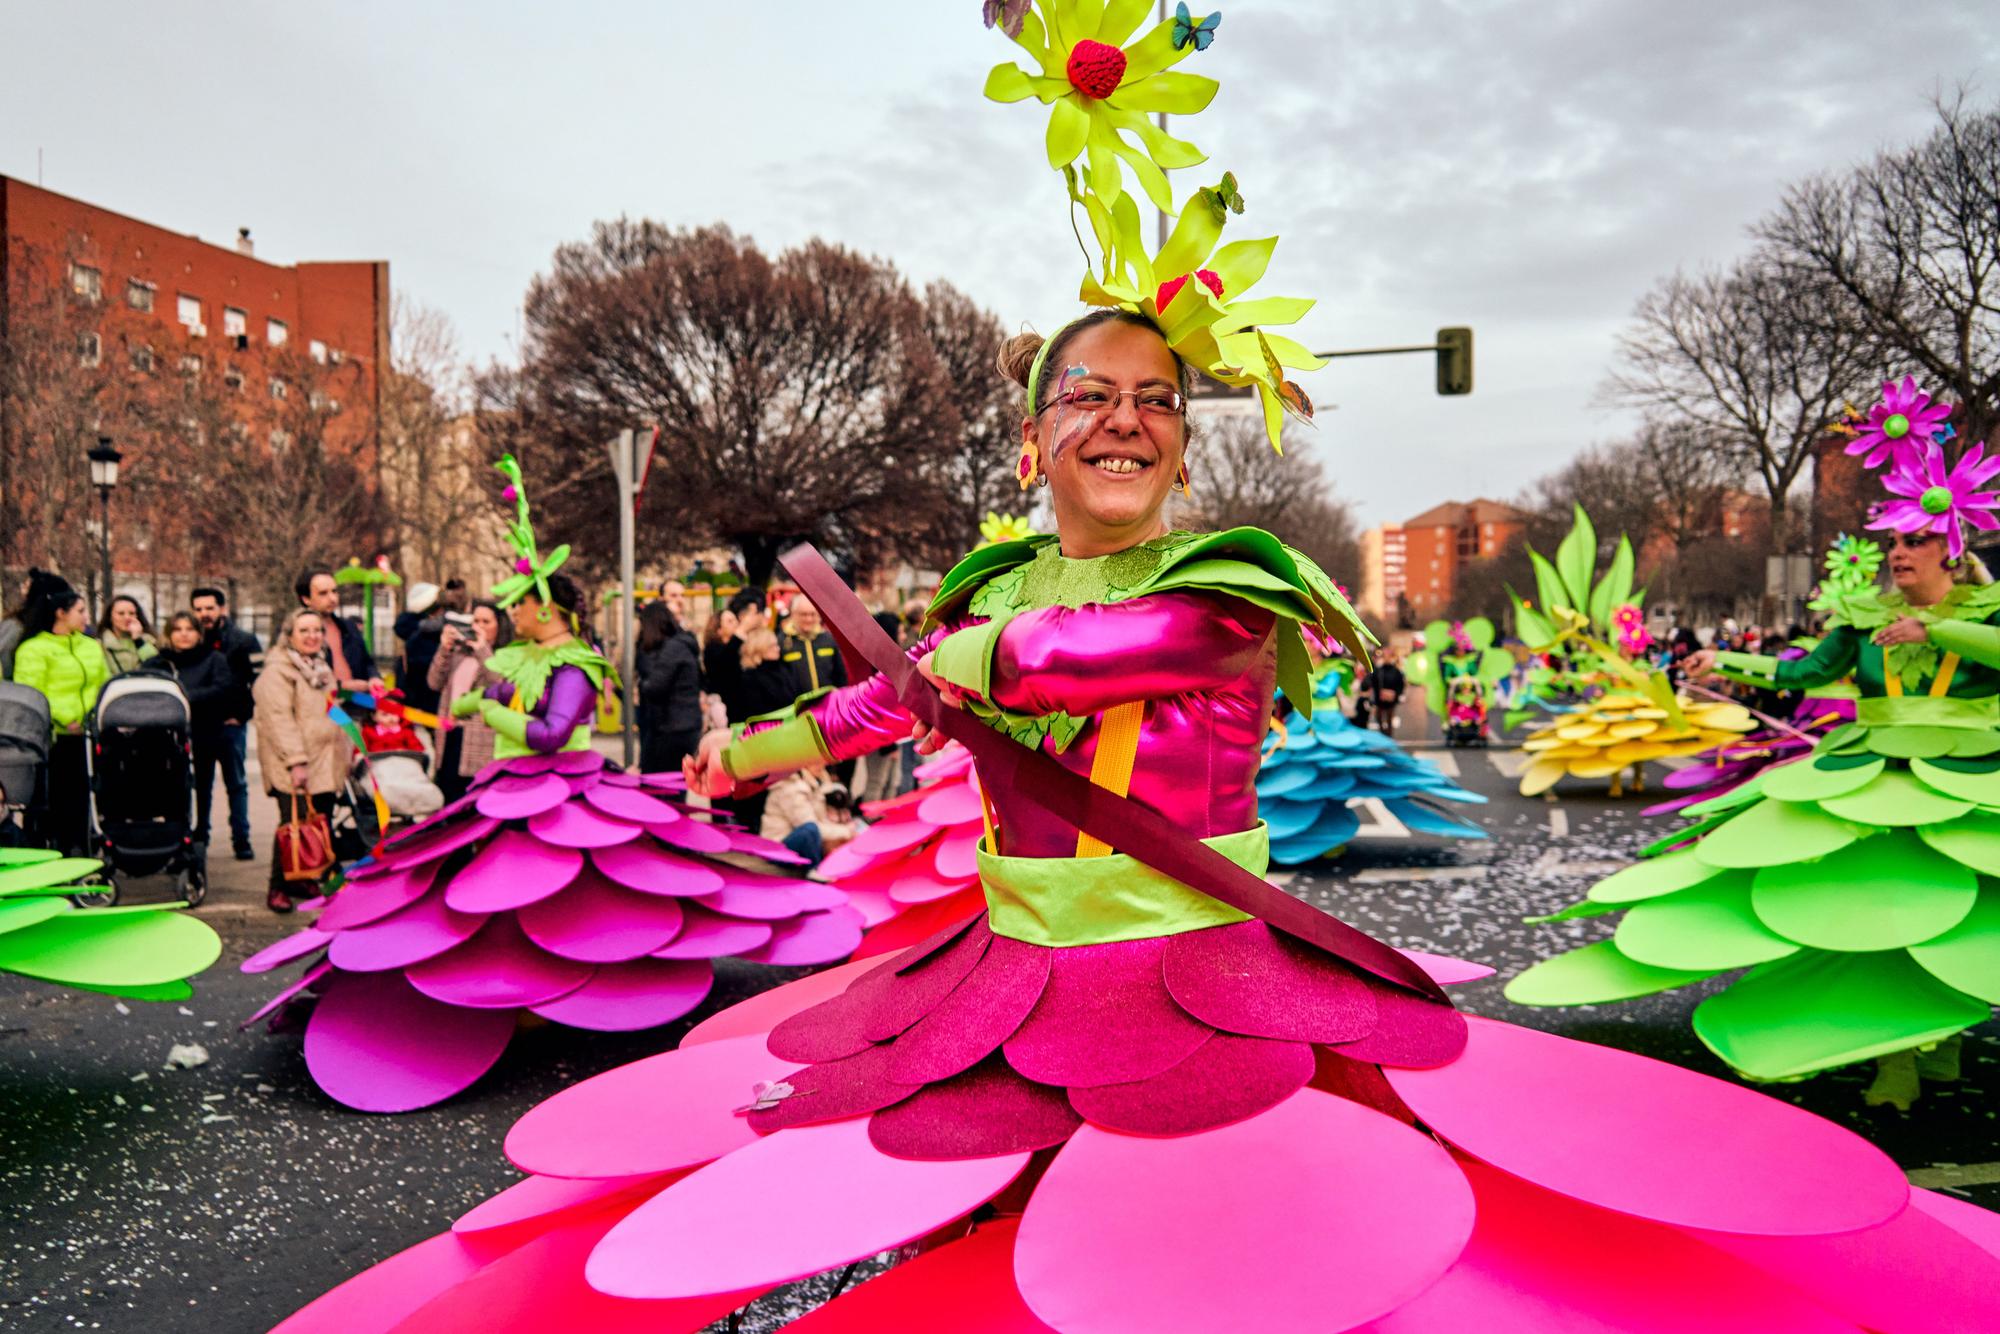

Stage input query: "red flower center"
[
  {"left": 1155, "top": 269, "right": 1225, "bottom": 311},
  {"left": 1066, "top": 40, "right": 1127, "bottom": 99}
]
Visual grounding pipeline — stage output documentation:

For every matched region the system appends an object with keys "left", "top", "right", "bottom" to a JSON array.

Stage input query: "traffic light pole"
[{"left": 1313, "top": 326, "right": 1474, "bottom": 396}]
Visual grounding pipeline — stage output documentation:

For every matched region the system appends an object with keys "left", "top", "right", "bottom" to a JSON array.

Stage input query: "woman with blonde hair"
[{"left": 251, "top": 609, "right": 348, "bottom": 913}]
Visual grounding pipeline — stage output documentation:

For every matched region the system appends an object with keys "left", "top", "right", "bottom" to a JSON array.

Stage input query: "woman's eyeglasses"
[{"left": 1038, "top": 381, "right": 1186, "bottom": 418}]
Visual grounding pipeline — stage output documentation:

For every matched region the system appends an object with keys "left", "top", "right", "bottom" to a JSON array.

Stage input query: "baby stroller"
[
  {"left": 1444, "top": 675, "right": 1490, "bottom": 748},
  {"left": 84, "top": 667, "right": 206, "bottom": 906},
  {"left": 329, "top": 693, "right": 443, "bottom": 858},
  {"left": 0, "top": 681, "right": 52, "bottom": 847}
]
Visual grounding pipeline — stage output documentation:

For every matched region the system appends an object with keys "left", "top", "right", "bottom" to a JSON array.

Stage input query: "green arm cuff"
[
  {"left": 931, "top": 613, "right": 1015, "bottom": 703},
  {"left": 451, "top": 691, "right": 484, "bottom": 719},
  {"left": 1713, "top": 651, "right": 1778, "bottom": 685},
  {"left": 480, "top": 699, "right": 530, "bottom": 745},
  {"left": 723, "top": 714, "right": 832, "bottom": 782},
  {"left": 1928, "top": 618, "right": 2000, "bottom": 673}
]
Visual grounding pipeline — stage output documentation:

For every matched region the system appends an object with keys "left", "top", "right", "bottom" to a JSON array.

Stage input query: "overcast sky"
[{"left": 4, "top": 1, "right": 1996, "bottom": 527}]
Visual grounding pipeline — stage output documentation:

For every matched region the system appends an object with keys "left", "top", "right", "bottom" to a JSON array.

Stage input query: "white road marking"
[
  {"left": 1547, "top": 807, "right": 1568, "bottom": 839},
  {"left": 1487, "top": 750, "right": 1529, "bottom": 778},
  {"left": 1407, "top": 748, "right": 1461, "bottom": 777},
  {"left": 1267, "top": 871, "right": 1298, "bottom": 888},
  {"left": 1350, "top": 798, "right": 1410, "bottom": 840},
  {"left": 1531, "top": 848, "right": 1624, "bottom": 878},
  {"left": 1907, "top": 1162, "right": 2000, "bottom": 1189},
  {"left": 1352, "top": 865, "right": 1491, "bottom": 884}
]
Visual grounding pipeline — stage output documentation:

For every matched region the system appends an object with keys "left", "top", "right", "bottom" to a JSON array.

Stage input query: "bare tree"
[
  {"left": 1635, "top": 416, "right": 1742, "bottom": 554},
  {"left": 904, "top": 281, "right": 1023, "bottom": 568},
  {"left": 1171, "top": 416, "right": 1360, "bottom": 587},
  {"left": 1607, "top": 257, "right": 1872, "bottom": 553},
  {"left": 1519, "top": 440, "right": 1665, "bottom": 559},
  {"left": 1760, "top": 95, "right": 2000, "bottom": 449},
  {"left": 378, "top": 299, "right": 499, "bottom": 584}
]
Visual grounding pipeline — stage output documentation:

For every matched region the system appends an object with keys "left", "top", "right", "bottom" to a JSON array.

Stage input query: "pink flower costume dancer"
[
  {"left": 275, "top": 7, "right": 2000, "bottom": 1327},
  {"left": 241, "top": 458, "right": 860, "bottom": 1113}
]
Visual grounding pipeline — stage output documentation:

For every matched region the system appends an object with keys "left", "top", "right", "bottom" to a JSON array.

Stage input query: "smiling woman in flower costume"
[
  {"left": 1511, "top": 381, "right": 2000, "bottom": 1111},
  {"left": 276, "top": 11, "right": 2000, "bottom": 1331}
]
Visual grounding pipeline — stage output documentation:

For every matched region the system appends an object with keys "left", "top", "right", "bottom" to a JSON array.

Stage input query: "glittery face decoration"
[{"left": 1043, "top": 364, "right": 1094, "bottom": 465}]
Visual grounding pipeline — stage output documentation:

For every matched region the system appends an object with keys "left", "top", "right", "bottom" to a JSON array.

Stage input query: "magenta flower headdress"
[
  {"left": 1841, "top": 376, "right": 1953, "bottom": 470},
  {"left": 1869, "top": 440, "right": 2000, "bottom": 561}
]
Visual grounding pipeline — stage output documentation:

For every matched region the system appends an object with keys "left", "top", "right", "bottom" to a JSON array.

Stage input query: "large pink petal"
[
  {"left": 588, "top": 840, "right": 725, "bottom": 897},
  {"left": 1016, "top": 1089, "right": 1473, "bottom": 1333},
  {"left": 1913, "top": 1186, "right": 2000, "bottom": 1257},
  {"left": 1359, "top": 1157, "right": 1860, "bottom": 1333},
  {"left": 745, "top": 1042, "right": 917, "bottom": 1132},
  {"left": 527, "top": 958, "right": 713, "bottom": 1031},
  {"left": 684, "top": 954, "right": 894, "bottom": 1048},
  {"left": 326, "top": 891, "right": 487, "bottom": 972},
  {"left": 516, "top": 869, "right": 685, "bottom": 962},
  {"left": 241, "top": 927, "right": 332, "bottom": 975},
  {"left": 304, "top": 970, "right": 516, "bottom": 1112},
  {"left": 404, "top": 916, "right": 595, "bottom": 1009},
  {"left": 1331, "top": 982, "right": 1467, "bottom": 1069},
  {"left": 649, "top": 904, "right": 774, "bottom": 959},
  {"left": 442, "top": 830, "right": 584, "bottom": 913},
  {"left": 693, "top": 879, "right": 809, "bottom": 921},
  {"left": 785, "top": 1218, "right": 1051, "bottom": 1332},
  {"left": 863, "top": 916, "right": 993, "bottom": 1040},
  {"left": 528, "top": 802, "right": 644, "bottom": 849},
  {"left": 932, "top": 828, "right": 982, "bottom": 880},
  {"left": 315, "top": 862, "right": 441, "bottom": 931},
  {"left": 1162, "top": 920, "right": 1376, "bottom": 1043},
  {"left": 1384, "top": 1017, "right": 1906, "bottom": 1235},
  {"left": 372, "top": 815, "right": 500, "bottom": 870},
  {"left": 452, "top": 1171, "right": 671, "bottom": 1239},
  {"left": 240, "top": 959, "right": 332, "bottom": 1029},
  {"left": 892, "top": 935, "right": 1052, "bottom": 1084},
  {"left": 505, "top": 1032, "right": 798, "bottom": 1179},
  {"left": 474, "top": 772, "right": 571, "bottom": 820},
  {"left": 270, "top": 1231, "right": 492, "bottom": 1334},
  {"left": 653, "top": 817, "right": 732, "bottom": 855},
  {"left": 1067, "top": 1033, "right": 1314, "bottom": 1136},
  {"left": 585, "top": 1118, "right": 1029, "bottom": 1298},
  {"left": 1004, "top": 936, "right": 1211, "bottom": 1088},
  {"left": 841, "top": 816, "right": 938, "bottom": 859},
  {"left": 869, "top": 1055, "right": 1081, "bottom": 1160},
  {"left": 582, "top": 783, "right": 681, "bottom": 825},
  {"left": 916, "top": 780, "right": 984, "bottom": 827}
]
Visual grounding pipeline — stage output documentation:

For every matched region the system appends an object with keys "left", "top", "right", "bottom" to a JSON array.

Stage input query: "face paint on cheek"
[{"left": 1045, "top": 364, "right": 1093, "bottom": 465}]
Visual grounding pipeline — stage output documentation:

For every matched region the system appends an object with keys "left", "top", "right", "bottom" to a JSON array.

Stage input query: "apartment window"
[
  {"left": 309, "top": 338, "right": 328, "bottom": 364},
  {"left": 267, "top": 317, "right": 288, "bottom": 346},
  {"left": 223, "top": 366, "right": 244, "bottom": 392},
  {"left": 130, "top": 344, "right": 155, "bottom": 372},
  {"left": 269, "top": 427, "right": 293, "bottom": 452},
  {"left": 180, "top": 354, "right": 202, "bottom": 377},
  {"left": 177, "top": 294, "right": 203, "bottom": 330},
  {"left": 270, "top": 377, "right": 288, "bottom": 400},
  {"left": 77, "top": 330, "right": 102, "bottom": 367},
  {"left": 125, "top": 278, "right": 155, "bottom": 312},
  {"left": 223, "top": 307, "right": 248, "bottom": 339},
  {"left": 327, "top": 347, "right": 345, "bottom": 364},
  {"left": 70, "top": 263, "right": 102, "bottom": 303}
]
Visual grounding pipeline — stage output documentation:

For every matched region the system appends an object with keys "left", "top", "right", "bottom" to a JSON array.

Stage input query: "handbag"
[{"left": 276, "top": 789, "right": 335, "bottom": 882}]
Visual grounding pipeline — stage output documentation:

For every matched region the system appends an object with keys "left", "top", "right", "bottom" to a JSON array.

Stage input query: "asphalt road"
[{"left": 3, "top": 733, "right": 1995, "bottom": 1332}]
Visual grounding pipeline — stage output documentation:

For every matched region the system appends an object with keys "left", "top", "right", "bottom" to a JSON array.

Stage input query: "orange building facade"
[{"left": 1395, "top": 499, "right": 1530, "bottom": 621}]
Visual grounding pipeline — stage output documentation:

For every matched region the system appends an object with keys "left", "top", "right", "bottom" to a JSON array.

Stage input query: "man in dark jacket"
[
  {"left": 297, "top": 569, "right": 379, "bottom": 694},
  {"left": 191, "top": 586, "right": 262, "bottom": 860},
  {"left": 778, "top": 596, "right": 847, "bottom": 698}
]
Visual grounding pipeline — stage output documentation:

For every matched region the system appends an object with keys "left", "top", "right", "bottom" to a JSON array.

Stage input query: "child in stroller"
[
  {"left": 1444, "top": 674, "right": 1489, "bottom": 748},
  {"left": 330, "top": 692, "right": 444, "bottom": 856}
]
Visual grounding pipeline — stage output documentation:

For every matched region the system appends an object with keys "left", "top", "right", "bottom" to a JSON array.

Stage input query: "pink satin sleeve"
[
  {"left": 989, "top": 592, "right": 1277, "bottom": 718},
  {"left": 773, "top": 624, "right": 959, "bottom": 763}
]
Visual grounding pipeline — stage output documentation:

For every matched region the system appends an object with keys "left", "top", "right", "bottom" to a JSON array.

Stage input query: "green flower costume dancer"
[{"left": 1510, "top": 379, "right": 2000, "bottom": 1109}]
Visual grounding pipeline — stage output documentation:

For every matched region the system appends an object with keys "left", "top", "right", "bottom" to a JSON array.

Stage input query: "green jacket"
[
  {"left": 14, "top": 631, "right": 111, "bottom": 732},
  {"left": 100, "top": 631, "right": 157, "bottom": 677}
]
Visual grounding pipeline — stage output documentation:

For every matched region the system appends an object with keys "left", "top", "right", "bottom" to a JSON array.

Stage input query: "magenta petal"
[
  {"left": 241, "top": 959, "right": 332, "bottom": 1029},
  {"left": 747, "top": 1042, "right": 917, "bottom": 1132},
  {"left": 327, "top": 891, "right": 487, "bottom": 972},
  {"left": 561, "top": 769, "right": 604, "bottom": 797},
  {"left": 694, "top": 880, "right": 807, "bottom": 921},
  {"left": 1162, "top": 920, "right": 1376, "bottom": 1043},
  {"left": 689, "top": 955, "right": 895, "bottom": 1050},
  {"left": 589, "top": 841, "right": 725, "bottom": 897},
  {"left": 316, "top": 862, "right": 441, "bottom": 932},
  {"left": 597, "top": 769, "right": 643, "bottom": 788},
  {"left": 651, "top": 903, "right": 775, "bottom": 959},
  {"left": 373, "top": 815, "right": 501, "bottom": 870},
  {"left": 767, "top": 971, "right": 900, "bottom": 1064},
  {"left": 585, "top": 1118, "right": 1030, "bottom": 1299},
  {"left": 1015, "top": 1090, "right": 1473, "bottom": 1334},
  {"left": 891, "top": 935, "right": 1052, "bottom": 1085},
  {"left": 886, "top": 867, "right": 973, "bottom": 905},
  {"left": 241, "top": 927, "right": 333, "bottom": 975},
  {"left": 739, "top": 906, "right": 866, "bottom": 966},
  {"left": 303, "top": 970, "right": 517, "bottom": 1112},
  {"left": 1331, "top": 980, "right": 1467, "bottom": 1068},
  {"left": 1384, "top": 1017, "right": 1906, "bottom": 1235},
  {"left": 517, "top": 869, "right": 685, "bottom": 962},
  {"left": 932, "top": 829, "right": 981, "bottom": 880},
  {"left": 653, "top": 816, "right": 732, "bottom": 855},
  {"left": 269, "top": 1231, "right": 488, "bottom": 1332},
  {"left": 442, "top": 830, "right": 585, "bottom": 913},
  {"left": 916, "top": 781, "right": 984, "bottom": 828},
  {"left": 582, "top": 784, "right": 681, "bottom": 825},
  {"left": 1004, "top": 937, "right": 1211, "bottom": 1088},
  {"left": 722, "top": 827, "right": 811, "bottom": 863},
  {"left": 527, "top": 958, "right": 714, "bottom": 1031},
  {"left": 505, "top": 1032, "right": 796, "bottom": 1178},
  {"left": 453, "top": 1171, "right": 667, "bottom": 1237},
  {"left": 528, "top": 802, "right": 644, "bottom": 849},
  {"left": 869, "top": 1054, "right": 1082, "bottom": 1161},
  {"left": 475, "top": 773, "right": 572, "bottom": 821},
  {"left": 405, "top": 916, "right": 596, "bottom": 1009},
  {"left": 1068, "top": 1033, "right": 1314, "bottom": 1136},
  {"left": 863, "top": 918, "right": 994, "bottom": 1041},
  {"left": 842, "top": 818, "right": 937, "bottom": 859}
]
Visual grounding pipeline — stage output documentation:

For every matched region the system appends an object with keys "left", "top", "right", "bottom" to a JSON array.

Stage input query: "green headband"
[{"left": 1025, "top": 316, "right": 1086, "bottom": 415}]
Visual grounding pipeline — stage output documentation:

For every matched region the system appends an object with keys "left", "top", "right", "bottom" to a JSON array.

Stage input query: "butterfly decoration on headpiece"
[{"left": 982, "top": 1, "right": 1319, "bottom": 450}]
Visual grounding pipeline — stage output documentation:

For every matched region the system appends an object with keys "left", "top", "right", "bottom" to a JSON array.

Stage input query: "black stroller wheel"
[{"left": 71, "top": 876, "right": 118, "bottom": 909}]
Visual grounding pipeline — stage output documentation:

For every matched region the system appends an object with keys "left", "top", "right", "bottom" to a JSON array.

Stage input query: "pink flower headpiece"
[
  {"left": 1448, "top": 622, "right": 1473, "bottom": 654},
  {"left": 1869, "top": 441, "right": 2000, "bottom": 561},
  {"left": 1843, "top": 376, "right": 1953, "bottom": 471}
]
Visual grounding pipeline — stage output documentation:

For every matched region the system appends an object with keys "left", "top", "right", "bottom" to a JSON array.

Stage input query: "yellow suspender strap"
[
  {"left": 977, "top": 783, "right": 1000, "bottom": 857},
  {"left": 1075, "top": 701, "right": 1146, "bottom": 858},
  {"left": 1884, "top": 649, "right": 1903, "bottom": 697},
  {"left": 1932, "top": 652, "right": 1961, "bottom": 697}
]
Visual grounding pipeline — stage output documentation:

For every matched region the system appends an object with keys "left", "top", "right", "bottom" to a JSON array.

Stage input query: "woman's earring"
[
  {"left": 1175, "top": 459, "right": 1192, "bottom": 495},
  {"left": 1016, "top": 439, "right": 1041, "bottom": 491}
]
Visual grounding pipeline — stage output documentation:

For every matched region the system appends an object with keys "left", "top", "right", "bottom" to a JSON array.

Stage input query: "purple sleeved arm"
[
  {"left": 523, "top": 665, "right": 597, "bottom": 754},
  {"left": 988, "top": 592, "right": 1275, "bottom": 717},
  {"left": 483, "top": 679, "right": 515, "bottom": 704}
]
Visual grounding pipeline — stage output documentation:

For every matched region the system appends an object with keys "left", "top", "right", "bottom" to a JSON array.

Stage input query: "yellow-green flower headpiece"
[
  {"left": 986, "top": 0, "right": 1321, "bottom": 449},
  {"left": 489, "top": 454, "right": 572, "bottom": 611}
]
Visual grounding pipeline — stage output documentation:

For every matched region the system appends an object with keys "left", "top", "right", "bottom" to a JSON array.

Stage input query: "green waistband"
[
  {"left": 978, "top": 823, "right": 1264, "bottom": 947},
  {"left": 494, "top": 725, "right": 594, "bottom": 760},
  {"left": 1855, "top": 695, "right": 2000, "bottom": 731}
]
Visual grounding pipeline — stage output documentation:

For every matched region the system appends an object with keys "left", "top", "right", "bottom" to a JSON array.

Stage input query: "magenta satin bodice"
[{"left": 802, "top": 590, "right": 1277, "bottom": 857}]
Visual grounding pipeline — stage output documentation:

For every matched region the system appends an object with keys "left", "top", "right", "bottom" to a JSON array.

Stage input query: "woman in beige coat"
[{"left": 252, "top": 609, "right": 349, "bottom": 912}]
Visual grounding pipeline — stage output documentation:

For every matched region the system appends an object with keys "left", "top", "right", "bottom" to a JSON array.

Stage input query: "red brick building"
[
  {"left": 0, "top": 176, "right": 388, "bottom": 605},
  {"left": 1397, "top": 498, "right": 1530, "bottom": 620}
]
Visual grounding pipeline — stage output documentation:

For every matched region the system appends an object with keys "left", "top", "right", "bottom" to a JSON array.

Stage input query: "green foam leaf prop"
[
  {"left": 1910, "top": 757, "right": 2000, "bottom": 808},
  {"left": 1524, "top": 899, "right": 1621, "bottom": 924},
  {"left": 0, "top": 896, "right": 72, "bottom": 936},
  {"left": 1529, "top": 550, "right": 1571, "bottom": 620},
  {"left": 1693, "top": 798, "right": 1860, "bottom": 869},
  {"left": 1586, "top": 848, "right": 1731, "bottom": 905},
  {"left": 1949, "top": 731, "right": 2000, "bottom": 758},
  {"left": 0, "top": 909, "right": 221, "bottom": 988},
  {"left": 1867, "top": 726, "right": 1966, "bottom": 760},
  {"left": 1692, "top": 949, "right": 1990, "bottom": 1081},
  {"left": 60, "top": 977, "right": 196, "bottom": 1002},
  {"left": 1588, "top": 535, "right": 1635, "bottom": 631},
  {"left": 0, "top": 857, "right": 107, "bottom": 896},
  {"left": 1819, "top": 769, "right": 1974, "bottom": 827},
  {"left": 1554, "top": 504, "right": 1596, "bottom": 620},
  {"left": 1615, "top": 878, "right": 1800, "bottom": 971},
  {"left": 1759, "top": 756, "right": 1884, "bottom": 804},
  {"left": 1907, "top": 889, "right": 2000, "bottom": 1004},
  {"left": 0, "top": 848, "right": 61, "bottom": 867},
  {"left": 1504, "top": 939, "right": 1712, "bottom": 1007},
  {"left": 1918, "top": 813, "right": 2000, "bottom": 877},
  {"left": 1751, "top": 830, "right": 1977, "bottom": 951}
]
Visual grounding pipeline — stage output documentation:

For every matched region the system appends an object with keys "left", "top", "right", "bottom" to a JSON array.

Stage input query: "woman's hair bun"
[{"left": 995, "top": 331, "right": 1044, "bottom": 389}]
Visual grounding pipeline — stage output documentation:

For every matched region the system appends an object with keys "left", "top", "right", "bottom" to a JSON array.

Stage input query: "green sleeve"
[
  {"left": 479, "top": 699, "right": 529, "bottom": 746},
  {"left": 723, "top": 714, "right": 830, "bottom": 781},
  {"left": 1928, "top": 616, "right": 2000, "bottom": 672},
  {"left": 929, "top": 612, "right": 1018, "bottom": 703},
  {"left": 1721, "top": 627, "right": 1860, "bottom": 690},
  {"left": 13, "top": 638, "right": 48, "bottom": 700}
]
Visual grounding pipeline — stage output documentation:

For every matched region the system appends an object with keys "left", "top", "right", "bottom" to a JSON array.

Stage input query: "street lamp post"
[{"left": 86, "top": 437, "right": 122, "bottom": 610}]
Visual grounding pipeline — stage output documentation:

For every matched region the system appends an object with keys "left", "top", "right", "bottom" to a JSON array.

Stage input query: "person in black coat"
[
  {"left": 190, "top": 585, "right": 261, "bottom": 859},
  {"left": 635, "top": 602, "right": 703, "bottom": 773},
  {"left": 158, "top": 613, "right": 234, "bottom": 850}
]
